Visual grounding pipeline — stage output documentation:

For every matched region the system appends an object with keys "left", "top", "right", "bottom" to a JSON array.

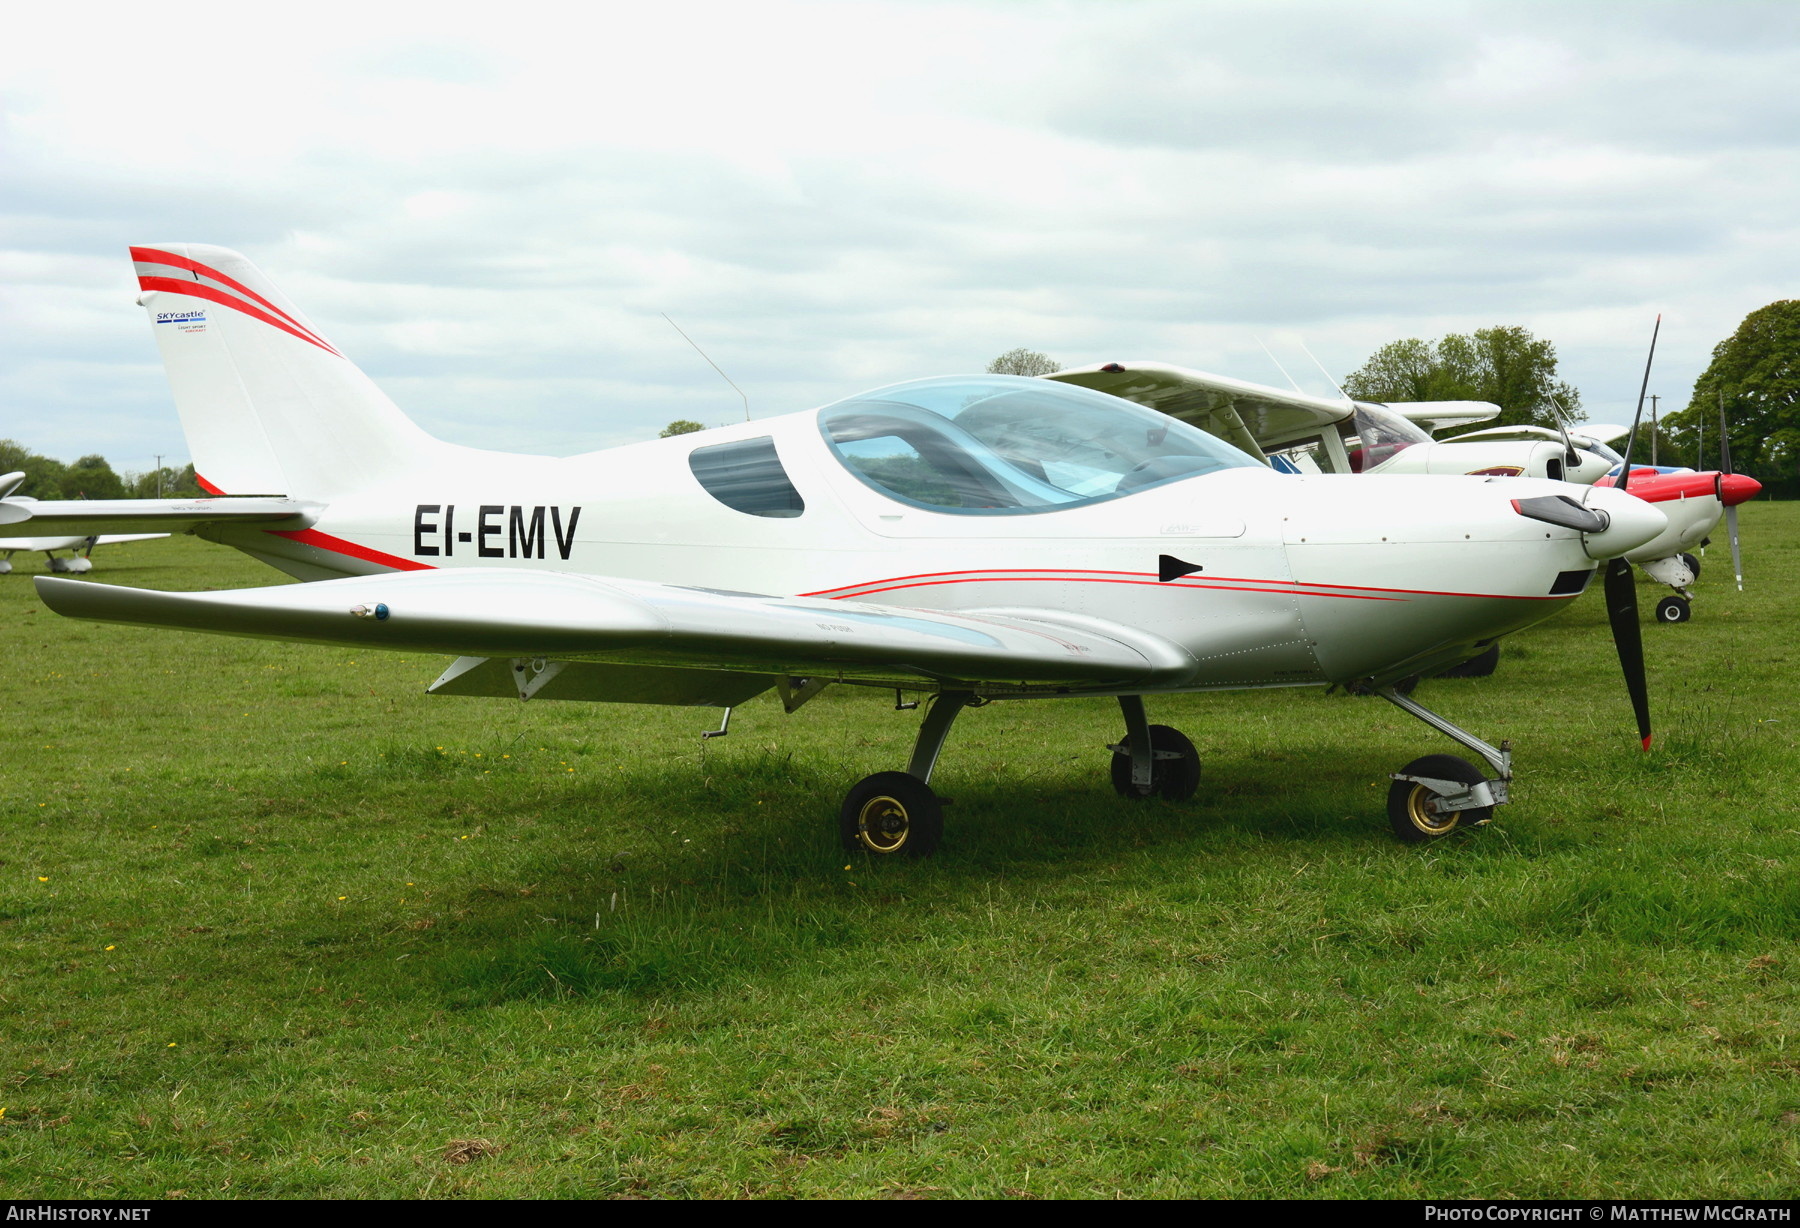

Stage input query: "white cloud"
[{"left": 2, "top": 0, "right": 1797, "bottom": 469}]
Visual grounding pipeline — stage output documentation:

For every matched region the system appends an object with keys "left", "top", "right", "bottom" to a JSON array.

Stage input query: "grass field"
[{"left": 2, "top": 508, "right": 1797, "bottom": 1199}]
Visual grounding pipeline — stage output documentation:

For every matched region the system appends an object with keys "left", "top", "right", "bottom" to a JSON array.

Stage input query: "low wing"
[
  {"left": 35, "top": 568, "right": 1196, "bottom": 692},
  {"left": 0, "top": 496, "right": 311, "bottom": 538}
]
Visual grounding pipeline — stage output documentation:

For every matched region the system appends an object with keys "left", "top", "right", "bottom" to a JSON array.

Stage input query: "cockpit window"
[
  {"left": 1343, "top": 403, "right": 1434, "bottom": 473},
  {"left": 689, "top": 436, "right": 806, "bottom": 517},
  {"left": 818, "top": 375, "right": 1260, "bottom": 514}
]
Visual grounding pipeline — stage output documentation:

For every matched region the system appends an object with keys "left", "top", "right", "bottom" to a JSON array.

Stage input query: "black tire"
[
  {"left": 1655, "top": 595, "right": 1692, "bottom": 624},
  {"left": 1387, "top": 753, "right": 1489, "bottom": 843},
  {"left": 1110, "top": 724, "right": 1201, "bottom": 801},
  {"left": 1437, "top": 644, "right": 1500, "bottom": 678},
  {"left": 1679, "top": 552, "right": 1701, "bottom": 581},
  {"left": 839, "top": 771, "right": 944, "bottom": 858}
]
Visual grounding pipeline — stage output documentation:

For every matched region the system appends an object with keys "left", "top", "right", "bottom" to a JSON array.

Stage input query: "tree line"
[
  {"left": 981, "top": 301, "right": 1797, "bottom": 485},
  {"left": 0, "top": 439, "right": 202, "bottom": 501}
]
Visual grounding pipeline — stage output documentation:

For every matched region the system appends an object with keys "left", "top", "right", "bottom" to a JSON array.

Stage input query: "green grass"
[{"left": 1, "top": 512, "right": 1797, "bottom": 1199}]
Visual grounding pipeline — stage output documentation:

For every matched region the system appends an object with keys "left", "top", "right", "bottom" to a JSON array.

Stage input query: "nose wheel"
[
  {"left": 1387, "top": 753, "right": 1491, "bottom": 842},
  {"left": 1655, "top": 595, "right": 1692, "bottom": 623}
]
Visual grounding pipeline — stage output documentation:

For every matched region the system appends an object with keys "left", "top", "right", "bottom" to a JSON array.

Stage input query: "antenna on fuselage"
[
  {"left": 1256, "top": 338, "right": 1305, "bottom": 394},
  {"left": 661, "top": 313, "right": 751, "bottom": 423}
]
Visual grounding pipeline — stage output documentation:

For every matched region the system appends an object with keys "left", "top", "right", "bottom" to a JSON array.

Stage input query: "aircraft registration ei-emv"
[{"left": 2, "top": 245, "right": 1673, "bottom": 853}]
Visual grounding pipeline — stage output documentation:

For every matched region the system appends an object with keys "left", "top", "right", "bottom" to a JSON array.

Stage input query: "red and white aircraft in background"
[{"left": 1, "top": 245, "right": 1671, "bottom": 851}]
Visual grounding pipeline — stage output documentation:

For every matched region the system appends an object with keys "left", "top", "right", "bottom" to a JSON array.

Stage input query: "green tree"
[
  {"left": 128, "top": 463, "right": 202, "bottom": 498},
  {"left": 0, "top": 439, "right": 70, "bottom": 500},
  {"left": 660, "top": 420, "right": 705, "bottom": 438},
  {"left": 1662, "top": 300, "right": 1800, "bottom": 470},
  {"left": 986, "top": 348, "right": 1060, "bottom": 377},
  {"left": 66, "top": 454, "right": 127, "bottom": 500},
  {"left": 1343, "top": 326, "right": 1580, "bottom": 429}
]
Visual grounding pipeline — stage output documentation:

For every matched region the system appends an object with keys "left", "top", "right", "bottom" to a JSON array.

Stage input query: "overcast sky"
[{"left": 3, "top": 0, "right": 1797, "bottom": 472}]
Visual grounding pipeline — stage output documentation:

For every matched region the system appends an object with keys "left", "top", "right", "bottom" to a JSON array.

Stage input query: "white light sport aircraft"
[
  {"left": 0, "top": 476, "right": 167, "bottom": 573},
  {"left": 3, "top": 246, "right": 1670, "bottom": 853}
]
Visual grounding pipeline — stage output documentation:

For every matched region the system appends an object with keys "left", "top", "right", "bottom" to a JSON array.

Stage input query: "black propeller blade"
[
  {"left": 1605, "top": 557, "right": 1652, "bottom": 750},
  {"left": 1609, "top": 315, "right": 1661, "bottom": 750}
]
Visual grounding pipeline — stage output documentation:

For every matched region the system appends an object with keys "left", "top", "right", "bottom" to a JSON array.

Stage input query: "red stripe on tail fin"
[
  {"left": 130, "top": 246, "right": 338, "bottom": 354},
  {"left": 137, "top": 276, "right": 341, "bottom": 356}
]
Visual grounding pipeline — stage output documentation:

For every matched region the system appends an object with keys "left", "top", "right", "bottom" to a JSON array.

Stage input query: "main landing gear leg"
[
  {"left": 1375, "top": 686, "right": 1511, "bottom": 843},
  {"left": 838, "top": 690, "right": 977, "bottom": 859},
  {"left": 1108, "top": 695, "right": 1201, "bottom": 801}
]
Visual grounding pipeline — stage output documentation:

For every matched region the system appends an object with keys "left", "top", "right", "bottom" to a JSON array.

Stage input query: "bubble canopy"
[{"left": 818, "top": 375, "right": 1261, "bottom": 515}]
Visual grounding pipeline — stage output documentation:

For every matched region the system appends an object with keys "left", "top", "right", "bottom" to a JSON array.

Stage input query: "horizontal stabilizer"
[
  {"left": 0, "top": 496, "right": 312, "bottom": 539},
  {"left": 35, "top": 568, "right": 1196, "bottom": 691}
]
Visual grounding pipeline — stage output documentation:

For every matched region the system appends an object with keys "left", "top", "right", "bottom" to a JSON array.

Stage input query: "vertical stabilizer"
[{"left": 132, "top": 244, "right": 444, "bottom": 498}]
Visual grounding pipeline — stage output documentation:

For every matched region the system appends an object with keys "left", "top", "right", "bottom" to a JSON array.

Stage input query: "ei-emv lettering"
[{"left": 413, "top": 503, "right": 582, "bottom": 559}]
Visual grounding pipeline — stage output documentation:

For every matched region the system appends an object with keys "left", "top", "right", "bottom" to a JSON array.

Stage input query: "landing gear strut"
[
  {"left": 1108, "top": 695, "right": 1201, "bottom": 801},
  {"left": 1375, "top": 686, "right": 1510, "bottom": 843},
  {"left": 838, "top": 690, "right": 975, "bottom": 858}
]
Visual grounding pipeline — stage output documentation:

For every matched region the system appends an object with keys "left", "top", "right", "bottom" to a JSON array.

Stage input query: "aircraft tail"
[{"left": 132, "top": 244, "right": 446, "bottom": 499}]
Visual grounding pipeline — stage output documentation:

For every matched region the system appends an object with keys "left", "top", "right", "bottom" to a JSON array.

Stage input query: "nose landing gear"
[{"left": 1375, "top": 686, "right": 1510, "bottom": 843}]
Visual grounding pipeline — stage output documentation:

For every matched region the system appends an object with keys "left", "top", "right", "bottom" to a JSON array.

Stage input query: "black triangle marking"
[{"left": 1159, "top": 554, "right": 1204, "bottom": 582}]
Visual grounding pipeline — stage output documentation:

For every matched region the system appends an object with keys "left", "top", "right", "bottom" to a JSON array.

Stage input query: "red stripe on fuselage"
[
  {"left": 130, "top": 247, "right": 337, "bottom": 353},
  {"left": 268, "top": 528, "right": 435, "bottom": 572},
  {"left": 802, "top": 568, "right": 1572, "bottom": 603}
]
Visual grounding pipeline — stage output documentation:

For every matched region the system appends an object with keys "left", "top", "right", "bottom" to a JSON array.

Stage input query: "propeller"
[
  {"left": 1718, "top": 390, "right": 1745, "bottom": 592},
  {"left": 1609, "top": 315, "right": 1660, "bottom": 751}
]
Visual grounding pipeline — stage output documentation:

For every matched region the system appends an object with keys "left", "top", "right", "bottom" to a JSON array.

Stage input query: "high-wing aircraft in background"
[
  {"left": 3, "top": 246, "right": 1670, "bottom": 852},
  {"left": 0, "top": 475, "right": 167, "bottom": 572},
  {"left": 1048, "top": 363, "right": 1759, "bottom": 626}
]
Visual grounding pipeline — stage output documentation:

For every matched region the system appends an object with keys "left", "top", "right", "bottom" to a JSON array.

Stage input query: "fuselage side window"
[{"left": 688, "top": 437, "right": 806, "bottom": 518}]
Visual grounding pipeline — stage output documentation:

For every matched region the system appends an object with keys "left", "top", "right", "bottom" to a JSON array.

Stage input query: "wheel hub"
[
  {"left": 1405, "top": 786, "right": 1459, "bottom": 835},
  {"left": 858, "top": 795, "right": 910, "bottom": 853}
]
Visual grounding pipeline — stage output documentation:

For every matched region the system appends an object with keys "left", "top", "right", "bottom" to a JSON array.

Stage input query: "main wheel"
[
  {"left": 1655, "top": 595, "right": 1692, "bottom": 624},
  {"left": 1110, "top": 725, "right": 1201, "bottom": 801},
  {"left": 1679, "top": 552, "right": 1701, "bottom": 581},
  {"left": 839, "top": 771, "right": 944, "bottom": 858},
  {"left": 1387, "top": 753, "right": 1490, "bottom": 843}
]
